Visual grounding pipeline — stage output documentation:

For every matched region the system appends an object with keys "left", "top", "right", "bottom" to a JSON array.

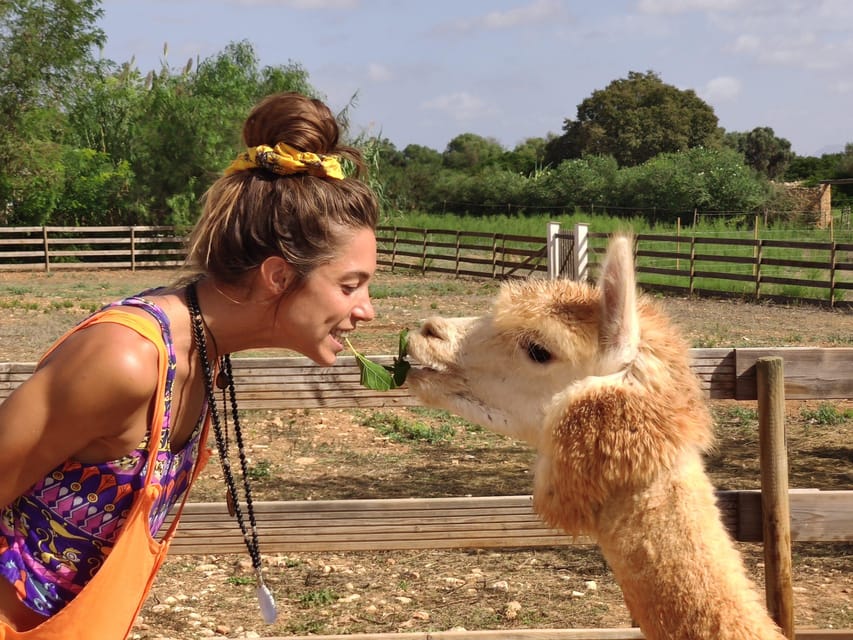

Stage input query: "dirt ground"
[{"left": 0, "top": 268, "right": 851, "bottom": 638}]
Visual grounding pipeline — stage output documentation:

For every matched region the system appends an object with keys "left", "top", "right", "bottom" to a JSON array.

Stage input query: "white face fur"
[{"left": 405, "top": 236, "right": 640, "bottom": 446}]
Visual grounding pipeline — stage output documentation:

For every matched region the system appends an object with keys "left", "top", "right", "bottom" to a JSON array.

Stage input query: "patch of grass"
[
  {"left": 2, "top": 286, "right": 33, "bottom": 295},
  {"left": 725, "top": 406, "right": 758, "bottom": 422},
  {"left": 247, "top": 459, "right": 273, "bottom": 480},
  {"left": 408, "top": 406, "right": 485, "bottom": 434},
  {"left": 359, "top": 411, "right": 455, "bottom": 444},
  {"left": 712, "top": 405, "right": 758, "bottom": 438},
  {"left": 298, "top": 588, "right": 338, "bottom": 608},
  {"left": 286, "top": 619, "right": 327, "bottom": 635},
  {"left": 0, "top": 299, "right": 40, "bottom": 311},
  {"left": 226, "top": 576, "right": 253, "bottom": 586},
  {"left": 800, "top": 403, "right": 851, "bottom": 426}
]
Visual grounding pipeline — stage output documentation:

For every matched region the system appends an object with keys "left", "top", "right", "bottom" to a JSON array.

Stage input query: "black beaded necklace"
[{"left": 186, "top": 281, "right": 277, "bottom": 624}]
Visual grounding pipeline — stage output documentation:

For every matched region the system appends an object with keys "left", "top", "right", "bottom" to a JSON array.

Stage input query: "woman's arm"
[{"left": 0, "top": 323, "right": 160, "bottom": 509}]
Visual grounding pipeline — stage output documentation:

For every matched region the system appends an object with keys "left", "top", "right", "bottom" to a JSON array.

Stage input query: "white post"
[
  {"left": 547, "top": 221, "right": 561, "bottom": 280},
  {"left": 573, "top": 222, "right": 589, "bottom": 282}
]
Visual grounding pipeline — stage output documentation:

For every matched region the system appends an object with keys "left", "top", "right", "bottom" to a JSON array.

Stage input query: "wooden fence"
[
  {"left": 1, "top": 347, "right": 851, "bottom": 639},
  {"left": 586, "top": 231, "right": 853, "bottom": 307},
  {"left": 1, "top": 225, "right": 852, "bottom": 306}
]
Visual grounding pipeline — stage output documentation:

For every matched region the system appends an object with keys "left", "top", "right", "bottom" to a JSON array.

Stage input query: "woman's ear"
[{"left": 259, "top": 255, "right": 294, "bottom": 295}]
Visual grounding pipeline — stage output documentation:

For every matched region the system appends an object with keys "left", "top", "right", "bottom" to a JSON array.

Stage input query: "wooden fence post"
[
  {"left": 689, "top": 235, "right": 696, "bottom": 295},
  {"left": 421, "top": 229, "right": 428, "bottom": 275},
  {"left": 547, "top": 221, "right": 560, "bottom": 280},
  {"left": 454, "top": 230, "right": 461, "bottom": 277},
  {"left": 573, "top": 222, "right": 588, "bottom": 282},
  {"left": 676, "top": 218, "right": 681, "bottom": 271},
  {"left": 42, "top": 226, "right": 50, "bottom": 273},
  {"left": 755, "top": 239, "right": 763, "bottom": 301},
  {"left": 130, "top": 226, "right": 137, "bottom": 272},
  {"left": 829, "top": 241, "right": 837, "bottom": 307},
  {"left": 756, "top": 356, "right": 794, "bottom": 639},
  {"left": 491, "top": 234, "right": 498, "bottom": 279}
]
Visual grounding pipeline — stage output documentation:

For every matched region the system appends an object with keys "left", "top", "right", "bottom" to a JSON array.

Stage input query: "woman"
[{"left": 0, "top": 92, "right": 379, "bottom": 638}]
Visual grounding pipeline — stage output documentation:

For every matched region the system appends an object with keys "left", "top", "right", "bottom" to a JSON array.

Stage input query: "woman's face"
[{"left": 277, "top": 226, "right": 377, "bottom": 365}]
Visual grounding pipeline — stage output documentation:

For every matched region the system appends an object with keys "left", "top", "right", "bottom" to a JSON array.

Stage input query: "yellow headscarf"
[{"left": 224, "top": 142, "right": 344, "bottom": 180}]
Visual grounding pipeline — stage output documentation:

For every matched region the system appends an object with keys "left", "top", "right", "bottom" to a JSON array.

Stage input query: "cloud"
[
  {"left": 730, "top": 33, "right": 759, "bottom": 53},
  {"left": 728, "top": 30, "right": 851, "bottom": 71},
  {"left": 232, "top": 0, "right": 358, "bottom": 7},
  {"left": 367, "top": 63, "right": 392, "bottom": 83},
  {"left": 638, "top": 0, "right": 744, "bottom": 14},
  {"left": 701, "top": 76, "right": 742, "bottom": 102},
  {"left": 831, "top": 79, "right": 853, "bottom": 94},
  {"left": 421, "top": 92, "right": 498, "bottom": 122},
  {"left": 437, "top": 0, "right": 566, "bottom": 34}
]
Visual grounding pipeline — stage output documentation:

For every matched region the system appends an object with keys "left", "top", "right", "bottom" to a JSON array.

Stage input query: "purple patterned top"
[{"left": 0, "top": 294, "right": 206, "bottom": 617}]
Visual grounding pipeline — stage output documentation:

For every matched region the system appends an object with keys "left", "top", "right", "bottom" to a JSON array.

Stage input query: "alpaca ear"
[{"left": 597, "top": 235, "right": 640, "bottom": 372}]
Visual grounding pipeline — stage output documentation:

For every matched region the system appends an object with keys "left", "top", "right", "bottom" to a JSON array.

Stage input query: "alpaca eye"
[{"left": 525, "top": 342, "right": 552, "bottom": 364}]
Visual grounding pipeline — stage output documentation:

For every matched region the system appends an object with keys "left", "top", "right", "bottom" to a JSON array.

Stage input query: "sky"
[{"left": 96, "top": 0, "right": 853, "bottom": 158}]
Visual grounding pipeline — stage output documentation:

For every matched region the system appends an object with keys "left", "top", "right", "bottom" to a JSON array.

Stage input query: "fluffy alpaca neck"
[{"left": 594, "top": 454, "right": 785, "bottom": 640}]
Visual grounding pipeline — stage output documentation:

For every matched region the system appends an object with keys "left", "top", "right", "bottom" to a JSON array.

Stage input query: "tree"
[
  {"left": 545, "top": 70, "right": 721, "bottom": 167},
  {"left": 130, "top": 41, "right": 316, "bottom": 224},
  {"left": 503, "top": 136, "right": 551, "bottom": 175},
  {"left": 616, "top": 147, "right": 768, "bottom": 218},
  {"left": 443, "top": 133, "right": 504, "bottom": 171},
  {"left": 738, "top": 127, "right": 793, "bottom": 180},
  {"left": 0, "top": 0, "right": 105, "bottom": 223}
]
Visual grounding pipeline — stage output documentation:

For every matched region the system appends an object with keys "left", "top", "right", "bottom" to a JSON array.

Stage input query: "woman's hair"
[{"left": 183, "top": 92, "right": 379, "bottom": 286}]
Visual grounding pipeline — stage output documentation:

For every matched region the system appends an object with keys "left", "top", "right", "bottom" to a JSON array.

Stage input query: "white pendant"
[{"left": 257, "top": 582, "right": 277, "bottom": 624}]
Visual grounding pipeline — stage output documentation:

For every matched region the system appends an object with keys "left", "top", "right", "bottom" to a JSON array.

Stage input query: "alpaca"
[{"left": 405, "top": 235, "right": 786, "bottom": 640}]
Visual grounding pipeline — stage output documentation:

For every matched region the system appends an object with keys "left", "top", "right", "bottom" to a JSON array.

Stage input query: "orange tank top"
[{"left": 0, "top": 309, "right": 210, "bottom": 639}]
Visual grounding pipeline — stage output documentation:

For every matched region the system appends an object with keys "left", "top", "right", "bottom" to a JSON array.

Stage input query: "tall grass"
[{"left": 382, "top": 209, "right": 853, "bottom": 242}]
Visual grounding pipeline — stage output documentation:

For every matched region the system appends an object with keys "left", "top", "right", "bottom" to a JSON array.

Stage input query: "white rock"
[
  {"left": 585, "top": 580, "right": 598, "bottom": 591},
  {"left": 504, "top": 601, "right": 522, "bottom": 620},
  {"left": 339, "top": 594, "right": 361, "bottom": 603}
]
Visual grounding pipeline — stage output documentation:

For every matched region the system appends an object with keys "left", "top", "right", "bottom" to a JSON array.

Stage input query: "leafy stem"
[{"left": 346, "top": 329, "right": 410, "bottom": 391}]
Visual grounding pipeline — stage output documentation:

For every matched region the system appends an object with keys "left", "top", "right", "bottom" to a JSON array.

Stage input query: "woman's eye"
[{"left": 525, "top": 342, "right": 552, "bottom": 364}]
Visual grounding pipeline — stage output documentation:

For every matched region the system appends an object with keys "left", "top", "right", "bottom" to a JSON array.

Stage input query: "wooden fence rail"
[
  {"left": 590, "top": 231, "right": 853, "bottom": 307},
  {"left": 2, "top": 225, "right": 851, "bottom": 306},
  {"left": 1, "top": 347, "right": 851, "bottom": 639}
]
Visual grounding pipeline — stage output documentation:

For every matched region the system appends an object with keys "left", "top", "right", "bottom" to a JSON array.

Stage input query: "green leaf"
[
  {"left": 357, "top": 354, "right": 396, "bottom": 391},
  {"left": 390, "top": 358, "right": 410, "bottom": 387},
  {"left": 398, "top": 328, "right": 409, "bottom": 358},
  {"left": 346, "top": 331, "right": 411, "bottom": 391},
  {"left": 346, "top": 337, "right": 397, "bottom": 391}
]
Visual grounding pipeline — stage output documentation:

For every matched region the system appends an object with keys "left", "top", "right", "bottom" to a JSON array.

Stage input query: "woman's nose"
[{"left": 354, "top": 294, "right": 375, "bottom": 322}]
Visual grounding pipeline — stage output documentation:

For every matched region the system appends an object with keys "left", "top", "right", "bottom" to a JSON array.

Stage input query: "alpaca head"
[{"left": 406, "top": 235, "right": 713, "bottom": 530}]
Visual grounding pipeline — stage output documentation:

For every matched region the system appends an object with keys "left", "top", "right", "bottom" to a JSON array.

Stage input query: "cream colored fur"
[{"left": 406, "top": 235, "right": 785, "bottom": 640}]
